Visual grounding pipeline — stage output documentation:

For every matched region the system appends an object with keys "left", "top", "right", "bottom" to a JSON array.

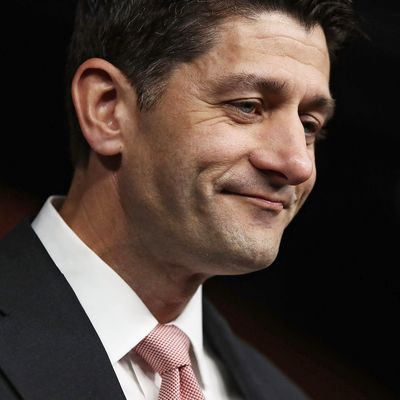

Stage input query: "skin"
[{"left": 60, "top": 12, "right": 332, "bottom": 323}]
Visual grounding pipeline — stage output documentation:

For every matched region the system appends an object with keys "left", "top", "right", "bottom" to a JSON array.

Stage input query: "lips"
[{"left": 221, "top": 189, "right": 290, "bottom": 211}]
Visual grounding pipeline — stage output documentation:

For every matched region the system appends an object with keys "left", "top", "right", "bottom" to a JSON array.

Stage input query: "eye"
[
  {"left": 301, "top": 117, "right": 326, "bottom": 143},
  {"left": 225, "top": 100, "right": 264, "bottom": 124},
  {"left": 229, "top": 100, "right": 262, "bottom": 115},
  {"left": 234, "top": 101, "right": 257, "bottom": 114},
  {"left": 302, "top": 120, "right": 319, "bottom": 135}
]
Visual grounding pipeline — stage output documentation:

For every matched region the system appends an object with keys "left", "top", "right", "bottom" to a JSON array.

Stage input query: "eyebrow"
[
  {"left": 210, "top": 72, "right": 336, "bottom": 121},
  {"left": 211, "top": 73, "right": 288, "bottom": 96}
]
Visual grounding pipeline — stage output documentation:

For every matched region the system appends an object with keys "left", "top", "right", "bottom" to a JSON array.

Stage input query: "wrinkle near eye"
[{"left": 187, "top": 109, "right": 235, "bottom": 127}]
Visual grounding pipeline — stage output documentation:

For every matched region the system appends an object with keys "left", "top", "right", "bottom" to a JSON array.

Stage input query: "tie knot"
[{"left": 134, "top": 324, "right": 192, "bottom": 374}]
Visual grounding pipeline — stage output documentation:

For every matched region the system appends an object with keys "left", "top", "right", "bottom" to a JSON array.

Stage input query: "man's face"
[{"left": 119, "top": 12, "right": 332, "bottom": 276}]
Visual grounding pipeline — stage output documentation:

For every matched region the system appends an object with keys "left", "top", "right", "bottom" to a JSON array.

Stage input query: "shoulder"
[
  {"left": 0, "top": 219, "right": 39, "bottom": 282},
  {"left": 0, "top": 219, "right": 52, "bottom": 276},
  {"left": 0, "top": 220, "right": 64, "bottom": 311},
  {"left": 203, "top": 297, "right": 311, "bottom": 400},
  {"left": 0, "top": 218, "right": 42, "bottom": 264}
]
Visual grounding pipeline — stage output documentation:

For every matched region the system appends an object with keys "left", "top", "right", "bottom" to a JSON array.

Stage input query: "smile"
[{"left": 222, "top": 190, "right": 286, "bottom": 211}]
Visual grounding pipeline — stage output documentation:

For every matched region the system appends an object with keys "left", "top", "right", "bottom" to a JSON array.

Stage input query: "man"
[{"left": 0, "top": 1, "right": 357, "bottom": 399}]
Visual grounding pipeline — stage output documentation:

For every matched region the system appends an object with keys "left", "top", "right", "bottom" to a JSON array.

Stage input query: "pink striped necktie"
[{"left": 134, "top": 324, "right": 205, "bottom": 400}]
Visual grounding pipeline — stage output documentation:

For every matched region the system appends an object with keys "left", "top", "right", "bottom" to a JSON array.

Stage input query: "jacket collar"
[{"left": 0, "top": 221, "right": 126, "bottom": 400}]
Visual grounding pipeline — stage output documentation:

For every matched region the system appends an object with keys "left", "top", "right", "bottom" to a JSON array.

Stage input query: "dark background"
[{"left": 1, "top": 1, "right": 399, "bottom": 399}]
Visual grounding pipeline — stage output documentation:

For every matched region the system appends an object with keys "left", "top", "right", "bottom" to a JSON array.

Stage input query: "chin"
[
  {"left": 186, "top": 221, "right": 284, "bottom": 275},
  {"left": 203, "top": 239, "right": 281, "bottom": 276},
  {"left": 233, "top": 230, "right": 282, "bottom": 268},
  {"left": 230, "top": 250, "right": 279, "bottom": 275}
]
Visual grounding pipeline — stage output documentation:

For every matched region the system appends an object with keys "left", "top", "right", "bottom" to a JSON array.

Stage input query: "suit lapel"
[
  {"left": 0, "top": 221, "right": 126, "bottom": 400},
  {"left": 203, "top": 298, "right": 284, "bottom": 400}
]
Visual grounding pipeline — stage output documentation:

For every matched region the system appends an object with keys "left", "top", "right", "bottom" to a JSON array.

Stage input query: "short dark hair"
[{"left": 66, "top": 0, "right": 359, "bottom": 166}]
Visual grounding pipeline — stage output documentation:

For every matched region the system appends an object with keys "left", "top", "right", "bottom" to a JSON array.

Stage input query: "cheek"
[
  {"left": 151, "top": 129, "right": 252, "bottom": 207},
  {"left": 188, "top": 125, "right": 254, "bottom": 170}
]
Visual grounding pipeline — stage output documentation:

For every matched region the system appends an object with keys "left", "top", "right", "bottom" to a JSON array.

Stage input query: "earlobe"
[{"left": 71, "top": 58, "right": 128, "bottom": 156}]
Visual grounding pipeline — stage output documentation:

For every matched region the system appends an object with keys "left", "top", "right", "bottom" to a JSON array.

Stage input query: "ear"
[{"left": 71, "top": 58, "right": 135, "bottom": 156}]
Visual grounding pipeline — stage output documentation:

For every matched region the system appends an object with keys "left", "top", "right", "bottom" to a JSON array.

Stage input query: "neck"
[{"left": 59, "top": 160, "right": 207, "bottom": 323}]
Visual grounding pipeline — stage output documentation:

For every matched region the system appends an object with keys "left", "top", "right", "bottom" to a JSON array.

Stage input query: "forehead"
[
  {"left": 226, "top": 13, "right": 328, "bottom": 60},
  {"left": 187, "top": 11, "right": 331, "bottom": 95}
]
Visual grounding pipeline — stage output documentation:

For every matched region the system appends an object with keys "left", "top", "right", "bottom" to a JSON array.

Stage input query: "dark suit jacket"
[{"left": 0, "top": 221, "right": 310, "bottom": 400}]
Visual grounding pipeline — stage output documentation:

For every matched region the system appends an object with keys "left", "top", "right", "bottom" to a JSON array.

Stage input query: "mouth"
[{"left": 221, "top": 190, "right": 287, "bottom": 211}]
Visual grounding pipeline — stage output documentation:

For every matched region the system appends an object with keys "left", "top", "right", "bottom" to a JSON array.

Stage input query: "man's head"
[
  {"left": 63, "top": 1, "right": 356, "bottom": 277},
  {"left": 66, "top": 0, "right": 356, "bottom": 166}
]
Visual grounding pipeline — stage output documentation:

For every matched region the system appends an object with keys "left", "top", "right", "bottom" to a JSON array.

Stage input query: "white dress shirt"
[{"left": 32, "top": 196, "right": 241, "bottom": 400}]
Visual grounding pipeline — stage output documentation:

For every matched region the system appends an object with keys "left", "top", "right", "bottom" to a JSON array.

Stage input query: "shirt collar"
[{"left": 31, "top": 196, "right": 208, "bottom": 387}]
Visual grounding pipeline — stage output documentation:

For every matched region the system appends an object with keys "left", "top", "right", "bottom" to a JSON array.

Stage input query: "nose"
[{"left": 249, "top": 113, "right": 314, "bottom": 186}]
